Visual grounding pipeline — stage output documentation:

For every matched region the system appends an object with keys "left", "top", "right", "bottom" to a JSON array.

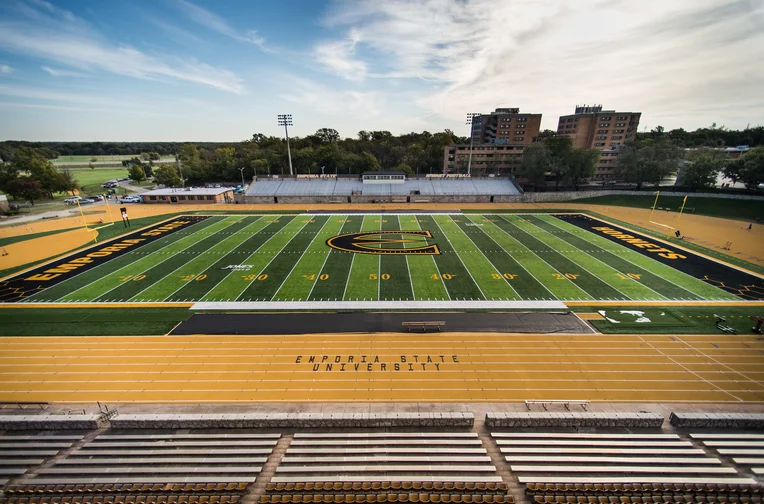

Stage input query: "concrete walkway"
[{"left": 191, "top": 300, "right": 568, "bottom": 311}]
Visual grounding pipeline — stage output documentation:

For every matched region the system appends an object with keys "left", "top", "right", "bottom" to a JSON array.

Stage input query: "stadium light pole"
[
  {"left": 239, "top": 167, "right": 246, "bottom": 187},
  {"left": 277, "top": 114, "right": 294, "bottom": 176},
  {"left": 466, "top": 113, "right": 480, "bottom": 176}
]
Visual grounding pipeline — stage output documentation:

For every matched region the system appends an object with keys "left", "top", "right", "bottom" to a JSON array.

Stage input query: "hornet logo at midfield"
[{"left": 326, "top": 230, "right": 440, "bottom": 255}]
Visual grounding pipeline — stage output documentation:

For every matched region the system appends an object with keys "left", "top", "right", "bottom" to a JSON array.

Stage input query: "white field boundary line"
[
  {"left": 499, "top": 215, "right": 632, "bottom": 301},
  {"left": 308, "top": 216, "right": 350, "bottom": 302},
  {"left": 445, "top": 215, "right": 520, "bottom": 301},
  {"left": 129, "top": 217, "right": 267, "bottom": 302},
  {"left": 521, "top": 215, "right": 669, "bottom": 302},
  {"left": 469, "top": 214, "right": 587, "bottom": 301},
  {"left": 428, "top": 216, "right": 487, "bottom": 301},
  {"left": 274, "top": 216, "right": 336, "bottom": 301},
  {"left": 44, "top": 217, "right": 230, "bottom": 303},
  {"left": 561, "top": 211, "right": 764, "bottom": 280},
  {"left": 539, "top": 215, "right": 705, "bottom": 301},
  {"left": 0, "top": 214, "right": 197, "bottom": 283},
  {"left": 227, "top": 217, "right": 314, "bottom": 302},
  {"left": 191, "top": 300, "right": 568, "bottom": 310},
  {"left": 412, "top": 215, "right": 450, "bottom": 301},
  {"left": 189, "top": 215, "right": 305, "bottom": 303}
]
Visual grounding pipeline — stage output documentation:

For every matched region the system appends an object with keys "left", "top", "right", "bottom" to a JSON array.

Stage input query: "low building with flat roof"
[{"left": 141, "top": 187, "right": 234, "bottom": 204}]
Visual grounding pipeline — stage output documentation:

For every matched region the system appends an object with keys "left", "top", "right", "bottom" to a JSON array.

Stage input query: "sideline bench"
[
  {"left": 525, "top": 400, "right": 589, "bottom": 411},
  {"left": 402, "top": 321, "right": 445, "bottom": 332}
]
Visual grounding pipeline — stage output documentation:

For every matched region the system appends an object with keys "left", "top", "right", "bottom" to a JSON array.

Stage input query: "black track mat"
[{"left": 171, "top": 311, "right": 593, "bottom": 335}]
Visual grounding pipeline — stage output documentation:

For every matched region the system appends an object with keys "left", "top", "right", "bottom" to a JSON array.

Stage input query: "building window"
[
  {"left": 615, "top": 123, "right": 625, "bottom": 127},
  {"left": 611, "top": 136, "right": 623, "bottom": 140},
  {"left": 595, "top": 136, "right": 607, "bottom": 140},
  {"left": 517, "top": 124, "right": 526, "bottom": 128},
  {"left": 513, "top": 137, "right": 524, "bottom": 141},
  {"left": 613, "top": 129, "right": 624, "bottom": 133},
  {"left": 159, "top": 196, "right": 167, "bottom": 200},
  {"left": 599, "top": 123, "right": 610, "bottom": 128},
  {"left": 515, "top": 131, "right": 525, "bottom": 135},
  {"left": 502, "top": 118, "right": 511, "bottom": 122},
  {"left": 617, "top": 116, "right": 628, "bottom": 120},
  {"left": 206, "top": 196, "right": 214, "bottom": 201},
  {"left": 517, "top": 117, "right": 527, "bottom": 122},
  {"left": 595, "top": 142, "right": 605, "bottom": 147},
  {"left": 148, "top": 196, "right": 157, "bottom": 201},
  {"left": 600, "top": 116, "right": 612, "bottom": 120}
]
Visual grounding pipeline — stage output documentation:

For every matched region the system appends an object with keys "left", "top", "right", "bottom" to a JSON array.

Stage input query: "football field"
[{"left": 1, "top": 213, "right": 760, "bottom": 304}]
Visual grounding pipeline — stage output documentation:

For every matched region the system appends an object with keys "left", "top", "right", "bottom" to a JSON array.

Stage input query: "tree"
[
  {"left": 566, "top": 148, "right": 600, "bottom": 189},
  {"left": 518, "top": 143, "right": 551, "bottom": 190},
  {"left": 148, "top": 152, "right": 161, "bottom": 161},
  {"left": 735, "top": 146, "right": 764, "bottom": 190},
  {"left": 616, "top": 141, "right": 679, "bottom": 189},
  {"left": 542, "top": 136, "right": 573, "bottom": 190},
  {"left": 359, "top": 152, "right": 381, "bottom": 172},
  {"left": 391, "top": 162, "right": 413, "bottom": 174},
  {"left": 0, "top": 160, "right": 19, "bottom": 192},
  {"left": 153, "top": 165, "right": 182, "bottom": 187},
  {"left": 251, "top": 159, "right": 270, "bottom": 176},
  {"left": 11, "top": 147, "right": 63, "bottom": 198},
  {"left": 678, "top": 148, "right": 726, "bottom": 191},
  {"left": 5, "top": 177, "right": 42, "bottom": 205},
  {"left": 59, "top": 168, "right": 80, "bottom": 196},
  {"left": 128, "top": 165, "right": 146, "bottom": 183},
  {"left": 315, "top": 128, "right": 340, "bottom": 144}
]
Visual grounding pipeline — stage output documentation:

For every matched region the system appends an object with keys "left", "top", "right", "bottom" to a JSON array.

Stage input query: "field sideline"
[{"left": 1, "top": 212, "right": 760, "bottom": 305}]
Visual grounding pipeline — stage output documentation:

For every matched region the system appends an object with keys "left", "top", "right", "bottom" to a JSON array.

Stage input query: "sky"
[{"left": 0, "top": 0, "right": 762, "bottom": 141}]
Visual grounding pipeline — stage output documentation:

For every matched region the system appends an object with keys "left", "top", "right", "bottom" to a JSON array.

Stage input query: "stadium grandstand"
[{"left": 244, "top": 172, "right": 522, "bottom": 203}]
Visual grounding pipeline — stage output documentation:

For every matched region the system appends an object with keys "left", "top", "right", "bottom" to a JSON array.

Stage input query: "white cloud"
[
  {"left": 41, "top": 65, "right": 85, "bottom": 77},
  {"left": 278, "top": 76, "right": 382, "bottom": 117},
  {"left": 176, "top": 0, "right": 270, "bottom": 51},
  {"left": 313, "top": 29, "right": 367, "bottom": 81},
  {"left": 0, "top": 1, "right": 245, "bottom": 93},
  {"left": 319, "top": 0, "right": 764, "bottom": 130},
  {"left": 0, "top": 64, "right": 12, "bottom": 74}
]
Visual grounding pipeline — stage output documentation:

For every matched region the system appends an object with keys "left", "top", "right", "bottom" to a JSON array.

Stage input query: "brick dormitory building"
[{"left": 444, "top": 105, "right": 641, "bottom": 182}]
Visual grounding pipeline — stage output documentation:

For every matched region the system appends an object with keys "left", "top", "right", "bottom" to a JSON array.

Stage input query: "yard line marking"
[
  {"left": 52, "top": 217, "right": 228, "bottom": 302},
  {"left": 447, "top": 215, "right": 521, "bottom": 300},
  {"left": 412, "top": 216, "right": 450, "bottom": 300},
  {"left": 468, "top": 214, "right": 564, "bottom": 299},
  {"left": 499, "top": 215, "right": 632, "bottom": 301},
  {"left": 429, "top": 216, "right": 487, "bottom": 301},
  {"left": 523, "top": 216, "right": 667, "bottom": 301},
  {"left": 377, "top": 215, "right": 382, "bottom": 301},
  {"left": 230, "top": 218, "right": 313, "bottom": 301},
  {"left": 307, "top": 216, "right": 349, "bottom": 301},
  {"left": 275, "top": 217, "right": 335, "bottom": 301},
  {"left": 341, "top": 251, "right": 356, "bottom": 301},
  {"left": 398, "top": 216, "right": 417, "bottom": 301},
  {"left": 135, "top": 217, "right": 264, "bottom": 302},
  {"left": 186, "top": 217, "right": 301, "bottom": 302},
  {"left": 539, "top": 215, "right": 705, "bottom": 300}
]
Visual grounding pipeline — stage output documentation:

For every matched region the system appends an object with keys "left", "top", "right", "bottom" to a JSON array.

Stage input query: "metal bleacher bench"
[
  {"left": 402, "top": 321, "right": 445, "bottom": 332},
  {"left": 525, "top": 400, "right": 589, "bottom": 411}
]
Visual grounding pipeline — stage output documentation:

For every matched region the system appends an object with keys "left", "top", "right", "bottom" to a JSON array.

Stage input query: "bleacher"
[
  {"left": 492, "top": 432, "right": 759, "bottom": 502},
  {"left": 271, "top": 432, "right": 501, "bottom": 483},
  {"left": 0, "top": 434, "right": 83, "bottom": 486},
  {"left": 691, "top": 433, "right": 764, "bottom": 478},
  {"left": 24, "top": 433, "right": 280, "bottom": 484},
  {"left": 245, "top": 178, "right": 521, "bottom": 197}
]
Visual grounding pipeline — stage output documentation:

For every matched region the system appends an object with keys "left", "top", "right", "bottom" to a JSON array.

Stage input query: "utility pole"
[
  {"left": 277, "top": 114, "right": 294, "bottom": 176},
  {"left": 175, "top": 155, "right": 185, "bottom": 188},
  {"left": 466, "top": 113, "right": 481, "bottom": 176},
  {"left": 239, "top": 167, "right": 246, "bottom": 187}
]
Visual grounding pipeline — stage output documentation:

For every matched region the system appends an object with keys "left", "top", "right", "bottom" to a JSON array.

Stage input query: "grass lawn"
[
  {"left": 573, "top": 194, "right": 764, "bottom": 221},
  {"left": 571, "top": 305, "right": 763, "bottom": 334},
  {"left": 0, "top": 308, "right": 192, "bottom": 336},
  {"left": 65, "top": 168, "right": 128, "bottom": 195},
  {"left": 54, "top": 155, "right": 137, "bottom": 163},
  {"left": 7, "top": 213, "right": 757, "bottom": 304}
]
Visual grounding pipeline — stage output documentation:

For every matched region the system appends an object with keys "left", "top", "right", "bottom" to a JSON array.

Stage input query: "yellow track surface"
[{"left": 1, "top": 333, "right": 763, "bottom": 403}]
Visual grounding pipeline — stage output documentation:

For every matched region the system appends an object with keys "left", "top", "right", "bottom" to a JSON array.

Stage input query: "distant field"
[
  {"left": 4, "top": 213, "right": 759, "bottom": 304},
  {"left": 573, "top": 194, "right": 764, "bottom": 221},
  {"left": 54, "top": 155, "right": 137, "bottom": 163}
]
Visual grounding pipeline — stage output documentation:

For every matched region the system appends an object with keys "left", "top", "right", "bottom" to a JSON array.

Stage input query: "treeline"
[{"left": 635, "top": 124, "right": 764, "bottom": 148}]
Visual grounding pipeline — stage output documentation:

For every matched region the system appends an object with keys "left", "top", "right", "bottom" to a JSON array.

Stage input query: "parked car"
[
  {"left": 64, "top": 196, "right": 82, "bottom": 204},
  {"left": 80, "top": 198, "right": 95, "bottom": 204},
  {"left": 120, "top": 195, "right": 142, "bottom": 203},
  {"left": 92, "top": 195, "right": 104, "bottom": 202}
]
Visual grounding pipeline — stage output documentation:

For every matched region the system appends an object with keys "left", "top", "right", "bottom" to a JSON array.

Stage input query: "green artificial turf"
[{"left": 0, "top": 308, "right": 192, "bottom": 336}]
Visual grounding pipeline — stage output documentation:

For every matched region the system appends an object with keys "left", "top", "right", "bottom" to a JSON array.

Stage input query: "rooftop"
[{"left": 142, "top": 187, "right": 233, "bottom": 196}]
